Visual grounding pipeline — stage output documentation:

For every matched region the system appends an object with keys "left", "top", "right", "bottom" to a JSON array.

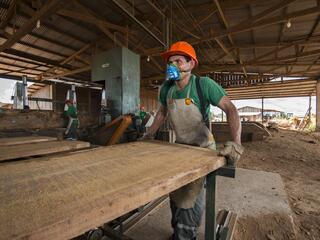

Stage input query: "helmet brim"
[{"left": 161, "top": 50, "right": 198, "bottom": 67}]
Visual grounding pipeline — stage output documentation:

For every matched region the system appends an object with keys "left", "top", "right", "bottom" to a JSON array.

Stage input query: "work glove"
[{"left": 219, "top": 141, "right": 244, "bottom": 167}]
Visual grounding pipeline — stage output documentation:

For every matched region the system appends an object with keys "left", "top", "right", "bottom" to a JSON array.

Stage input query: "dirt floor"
[{"left": 237, "top": 129, "right": 320, "bottom": 240}]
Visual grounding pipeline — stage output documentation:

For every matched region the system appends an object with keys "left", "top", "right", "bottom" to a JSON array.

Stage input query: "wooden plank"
[
  {"left": 0, "top": 140, "right": 90, "bottom": 161},
  {"left": 316, "top": 81, "right": 320, "bottom": 130},
  {"left": 0, "top": 136, "right": 57, "bottom": 146},
  {"left": 0, "top": 141, "right": 225, "bottom": 240}
]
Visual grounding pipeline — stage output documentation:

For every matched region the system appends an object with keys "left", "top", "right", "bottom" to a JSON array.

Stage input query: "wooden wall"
[{"left": 140, "top": 89, "right": 158, "bottom": 112}]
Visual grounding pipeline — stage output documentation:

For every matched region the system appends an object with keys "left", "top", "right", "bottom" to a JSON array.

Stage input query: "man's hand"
[{"left": 219, "top": 141, "right": 244, "bottom": 167}]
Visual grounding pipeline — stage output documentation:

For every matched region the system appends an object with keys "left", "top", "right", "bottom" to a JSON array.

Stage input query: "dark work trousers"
[
  {"left": 170, "top": 188, "right": 205, "bottom": 240},
  {"left": 66, "top": 124, "right": 77, "bottom": 139}
]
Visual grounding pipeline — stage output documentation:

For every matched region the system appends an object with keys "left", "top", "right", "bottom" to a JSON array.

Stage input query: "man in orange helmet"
[{"left": 144, "top": 41, "right": 243, "bottom": 240}]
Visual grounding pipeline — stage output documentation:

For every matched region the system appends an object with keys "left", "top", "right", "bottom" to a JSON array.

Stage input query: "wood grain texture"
[
  {"left": 0, "top": 140, "right": 90, "bottom": 161},
  {"left": 0, "top": 141, "right": 225, "bottom": 240},
  {"left": 0, "top": 136, "right": 57, "bottom": 146}
]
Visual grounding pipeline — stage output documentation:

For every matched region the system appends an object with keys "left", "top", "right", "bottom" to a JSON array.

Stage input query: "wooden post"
[
  {"left": 261, "top": 97, "right": 264, "bottom": 123},
  {"left": 316, "top": 81, "right": 320, "bottom": 131},
  {"left": 309, "top": 95, "right": 312, "bottom": 120},
  {"left": 52, "top": 83, "right": 57, "bottom": 112},
  {"left": 88, "top": 89, "right": 91, "bottom": 114}
]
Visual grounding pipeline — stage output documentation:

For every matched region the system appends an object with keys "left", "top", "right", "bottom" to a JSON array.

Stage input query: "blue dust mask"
[{"left": 166, "top": 63, "right": 181, "bottom": 81}]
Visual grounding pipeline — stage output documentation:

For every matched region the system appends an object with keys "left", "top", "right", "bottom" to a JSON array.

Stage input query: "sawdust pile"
[
  {"left": 238, "top": 129, "right": 320, "bottom": 240},
  {"left": 234, "top": 213, "right": 296, "bottom": 240}
]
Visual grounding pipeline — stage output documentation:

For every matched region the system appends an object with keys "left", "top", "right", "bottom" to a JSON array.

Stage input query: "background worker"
[
  {"left": 64, "top": 99, "right": 79, "bottom": 140},
  {"left": 144, "top": 41, "right": 244, "bottom": 240}
]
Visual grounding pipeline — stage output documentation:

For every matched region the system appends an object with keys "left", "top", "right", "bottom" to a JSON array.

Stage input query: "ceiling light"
[{"left": 286, "top": 19, "right": 291, "bottom": 28}]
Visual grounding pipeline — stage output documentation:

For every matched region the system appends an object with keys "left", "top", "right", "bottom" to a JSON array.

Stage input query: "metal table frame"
[{"left": 205, "top": 166, "right": 236, "bottom": 240}]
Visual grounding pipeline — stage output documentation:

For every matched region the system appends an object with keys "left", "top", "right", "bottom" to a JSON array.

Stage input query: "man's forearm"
[
  {"left": 147, "top": 106, "right": 167, "bottom": 135},
  {"left": 226, "top": 107, "right": 242, "bottom": 145}
]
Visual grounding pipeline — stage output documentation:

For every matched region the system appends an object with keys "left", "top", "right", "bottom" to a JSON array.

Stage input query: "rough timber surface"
[
  {"left": 0, "top": 141, "right": 225, "bottom": 240},
  {"left": 0, "top": 136, "right": 57, "bottom": 146},
  {"left": 0, "top": 140, "right": 90, "bottom": 161}
]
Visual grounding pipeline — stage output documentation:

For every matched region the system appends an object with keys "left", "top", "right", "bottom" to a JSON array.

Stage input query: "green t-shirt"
[
  {"left": 64, "top": 105, "right": 79, "bottom": 127},
  {"left": 140, "top": 111, "right": 147, "bottom": 120},
  {"left": 64, "top": 105, "right": 78, "bottom": 118},
  {"left": 159, "top": 74, "right": 226, "bottom": 115}
]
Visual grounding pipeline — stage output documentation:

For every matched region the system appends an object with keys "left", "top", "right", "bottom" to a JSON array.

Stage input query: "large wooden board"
[
  {"left": 0, "top": 136, "right": 57, "bottom": 146},
  {"left": 0, "top": 141, "right": 225, "bottom": 240},
  {"left": 0, "top": 140, "right": 90, "bottom": 161}
]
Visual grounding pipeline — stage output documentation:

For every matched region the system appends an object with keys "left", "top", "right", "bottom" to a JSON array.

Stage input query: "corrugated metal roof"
[{"left": 0, "top": 0, "right": 319, "bottom": 91}]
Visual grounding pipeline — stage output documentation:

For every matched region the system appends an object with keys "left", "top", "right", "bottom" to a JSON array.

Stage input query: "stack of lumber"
[
  {"left": 0, "top": 136, "right": 57, "bottom": 146},
  {"left": 0, "top": 136, "right": 90, "bottom": 162}
]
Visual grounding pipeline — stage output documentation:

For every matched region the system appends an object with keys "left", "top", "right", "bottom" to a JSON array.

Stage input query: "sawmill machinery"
[{"left": 91, "top": 47, "right": 143, "bottom": 145}]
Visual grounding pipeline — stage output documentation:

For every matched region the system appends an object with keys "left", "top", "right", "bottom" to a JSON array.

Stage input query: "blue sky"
[{"left": 0, "top": 78, "right": 316, "bottom": 116}]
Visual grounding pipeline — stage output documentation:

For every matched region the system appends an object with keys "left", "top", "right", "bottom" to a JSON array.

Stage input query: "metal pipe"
[{"left": 109, "top": 0, "right": 166, "bottom": 47}]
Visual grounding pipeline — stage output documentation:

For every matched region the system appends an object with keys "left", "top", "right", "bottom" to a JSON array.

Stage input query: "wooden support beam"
[
  {"left": 146, "top": 35, "right": 320, "bottom": 57},
  {"left": 248, "top": 4, "right": 257, "bottom": 59},
  {"left": 41, "top": 43, "right": 92, "bottom": 78},
  {"left": 0, "top": 31, "right": 70, "bottom": 59},
  {"left": 317, "top": 80, "right": 320, "bottom": 131},
  {"left": 57, "top": 9, "right": 127, "bottom": 33},
  {"left": 0, "top": 66, "right": 38, "bottom": 77},
  {"left": 0, "top": 0, "right": 17, "bottom": 30},
  {"left": 109, "top": 0, "right": 165, "bottom": 47},
  {"left": 213, "top": 0, "right": 247, "bottom": 77},
  {"left": 189, "top": 5, "right": 320, "bottom": 45},
  {"left": 300, "top": 12, "right": 320, "bottom": 54},
  {"left": 227, "top": 85, "right": 316, "bottom": 94},
  {"left": 254, "top": 48, "right": 320, "bottom": 64},
  {"left": 72, "top": 0, "right": 162, "bottom": 73},
  {"left": 3, "top": 48, "right": 72, "bottom": 70},
  {"left": 0, "top": 53, "right": 50, "bottom": 68},
  {"left": 71, "top": 0, "right": 126, "bottom": 48},
  {"left": 228, "top": 92, "right": 316, "bottom": 100},
  {"left": 0, "top": 0, "right": 64, "bottom": 53},
  {"left": 0, "top": 59, "right": 44, "bottom": 74},
  {"left": 41, "top": 65, "right": 91, "bottom": 80},
  {"left": 237, "top": 0, "right": 298, "bottom": 27},
  {"left": 18, "top": 1, "right": 88, "bottom": 46},
  {"left": 235, "top": 38, "right": 320, "bottom": 49}
]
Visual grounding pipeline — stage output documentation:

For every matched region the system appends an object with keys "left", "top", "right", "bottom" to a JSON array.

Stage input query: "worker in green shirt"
[
  {"left": 64, "top": 100, "right": 79, "bottom": 140},
  {"left": 143, "top": 41, "right": 244, "bottom": 240},
  {"left": 139, "top": 105, "right": 147, "bottom": 120}
]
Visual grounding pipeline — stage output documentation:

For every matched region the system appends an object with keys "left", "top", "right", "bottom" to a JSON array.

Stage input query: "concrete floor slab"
[
  {"left": 216, "top": 168, "right": 292, "bottom": 217},
  {"left": 127, "top": 168, "right": 294, "bottom": 240}
]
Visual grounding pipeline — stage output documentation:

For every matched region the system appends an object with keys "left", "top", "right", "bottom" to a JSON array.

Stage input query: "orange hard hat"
[{"left": 161, "top": 41, "right": 198, "bottom": 67}]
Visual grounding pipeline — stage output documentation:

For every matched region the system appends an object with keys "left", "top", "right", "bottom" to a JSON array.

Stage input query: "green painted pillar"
[{"left": 205, "top": 172, "right": 217, "bottom": 240}]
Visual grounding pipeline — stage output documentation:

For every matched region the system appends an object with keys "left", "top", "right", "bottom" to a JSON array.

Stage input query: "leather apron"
[{"left": 167, "top": 82, "right": 216, "bottom": 209}]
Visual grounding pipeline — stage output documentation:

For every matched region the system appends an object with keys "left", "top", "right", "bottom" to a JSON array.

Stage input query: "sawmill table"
[{"left": 0, "top": 141, "right": 226, "bottom": 240}]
